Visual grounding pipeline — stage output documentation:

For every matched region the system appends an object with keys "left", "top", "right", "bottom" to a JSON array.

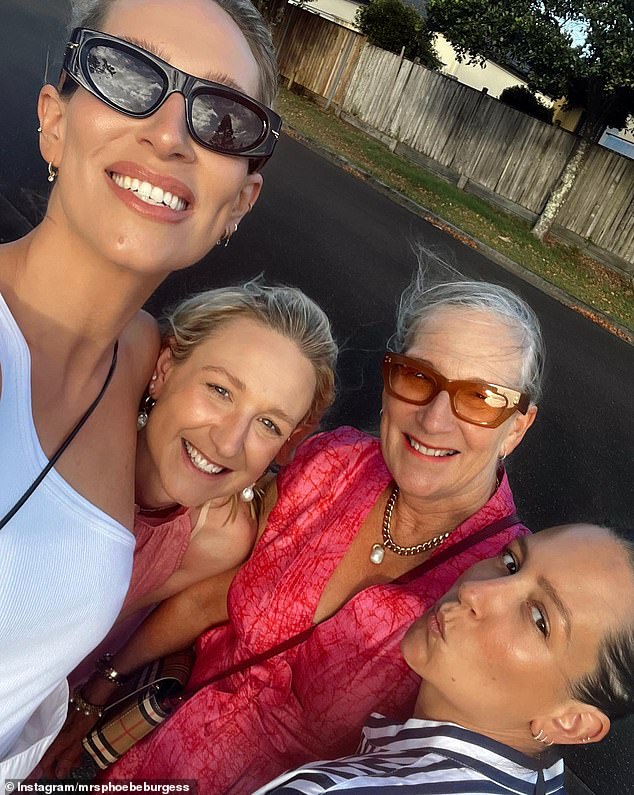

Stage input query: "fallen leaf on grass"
[
  {"left": 423, "top": 216, "right": 477, "bottom": 248},
  {"left": 497, "top": 236, "right": 512, "bottom": 243}
]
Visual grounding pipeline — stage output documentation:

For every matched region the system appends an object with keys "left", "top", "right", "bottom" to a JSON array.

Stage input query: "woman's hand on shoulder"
[
  {"left": 148, "top": 503, "right": 257, "bottom": 603},
  {"left": 128, "top": 500, "right": 259, "bottom": 613}
]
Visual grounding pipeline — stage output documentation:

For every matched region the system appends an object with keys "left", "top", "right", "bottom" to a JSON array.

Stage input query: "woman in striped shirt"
[{"left": 258, "top": 523, "right": 634, "bottom": 795}]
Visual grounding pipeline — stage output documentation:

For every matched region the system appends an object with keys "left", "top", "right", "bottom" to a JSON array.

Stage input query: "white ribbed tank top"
[{"left": 0, "top": 293, "right": 135, "bottom": 771}]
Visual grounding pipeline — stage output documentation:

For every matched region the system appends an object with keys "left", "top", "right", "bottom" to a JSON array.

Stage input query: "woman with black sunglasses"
[
  {"left": 70, "top": 268, "right": 544, "bottom": 792},
  {"left": 0, "top": 0, "right": 279, "bottom": 781}
]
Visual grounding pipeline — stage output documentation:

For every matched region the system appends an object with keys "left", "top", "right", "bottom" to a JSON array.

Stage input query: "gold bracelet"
[
  {"left": 70, "top": 688, "right": 104, "bottom": 718},
  {"left": 95, "top": 652, "right": 128, "bottom": 686}
]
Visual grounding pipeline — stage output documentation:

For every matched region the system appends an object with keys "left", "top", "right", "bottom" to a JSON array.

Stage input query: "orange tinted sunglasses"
[{"left": 382, "top": 352, "right": 530, "bottom": 428}]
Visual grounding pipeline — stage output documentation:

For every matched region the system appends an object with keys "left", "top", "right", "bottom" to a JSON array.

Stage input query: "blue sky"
[{"left": 563, "top": 19, "right": 588, "bottom": 46}]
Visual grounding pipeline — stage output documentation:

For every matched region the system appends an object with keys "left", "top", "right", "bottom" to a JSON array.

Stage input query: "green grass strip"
[{"left": 277, "top": 87, "right": 634, "bottom": 334}]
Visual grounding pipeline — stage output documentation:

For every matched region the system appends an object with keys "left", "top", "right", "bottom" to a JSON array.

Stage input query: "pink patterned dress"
[{"left": 105, "top": 427, "right": 527, "bottom": 793}]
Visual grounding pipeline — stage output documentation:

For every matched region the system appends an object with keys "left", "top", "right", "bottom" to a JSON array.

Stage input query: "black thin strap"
[
  {"left": 0, "top": 342, "right": 119, "bottom": 531},
  {"left": 185, "top": 511, "right": 521, "bottom": 695}
]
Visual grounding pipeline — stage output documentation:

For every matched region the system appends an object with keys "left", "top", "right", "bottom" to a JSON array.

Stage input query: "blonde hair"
[
  {"left": 70, "top": 0, "right": 278, "bottom": 106},
  {"left": 161, "top": 280, "right": 337, "bottom": 429}
]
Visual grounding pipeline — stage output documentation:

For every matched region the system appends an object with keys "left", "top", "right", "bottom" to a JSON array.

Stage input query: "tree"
[
  {"left": 426, "top": 0, "right": 634, "bottom": 239},
  {"left": 356, "top": 0, "right": 443, "bottom": 70},
  {"left": 499, "top": 86, "right": 554, "bottom": 124}
]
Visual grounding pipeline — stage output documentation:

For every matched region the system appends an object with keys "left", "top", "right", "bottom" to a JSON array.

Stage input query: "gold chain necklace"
[{"left": 369, "top": 485, "right": 452, "bottom": 565}]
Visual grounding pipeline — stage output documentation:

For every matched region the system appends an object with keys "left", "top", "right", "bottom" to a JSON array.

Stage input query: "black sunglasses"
[{"left": 60, "top": 27, "right": 282, "bottom": 167}]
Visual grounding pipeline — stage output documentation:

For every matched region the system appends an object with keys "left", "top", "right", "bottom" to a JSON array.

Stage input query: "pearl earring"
[
  {"left": 137, "top": 394, "right": 156, "bottom": 430},
  {"left": 240, "top": 485, "right": 255, "bottom": 502}
]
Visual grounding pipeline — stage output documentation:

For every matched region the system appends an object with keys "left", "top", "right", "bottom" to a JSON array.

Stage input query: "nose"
[
  {"left": 457, "top": 576, "right": 508, "bottom": 618},
  {"left": 137, "top": 93, "right": 195, "bottom": 161},
  {"left": 211, "top": 413, "right": 250, "bottom": 461},
  {"left": 415, "top": 389, "right": 456, "bottom": 433}
]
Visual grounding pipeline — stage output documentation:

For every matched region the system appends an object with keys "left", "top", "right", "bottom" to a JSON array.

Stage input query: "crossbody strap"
[
  {"left": 184, "top": 511, "right": 521, "bottom": 696},
  {"left": 0, "top": 342, "right": 119, "bottom": 531},
  {"left": 395, "top": 512, "right": 521, "bottom": 585}
]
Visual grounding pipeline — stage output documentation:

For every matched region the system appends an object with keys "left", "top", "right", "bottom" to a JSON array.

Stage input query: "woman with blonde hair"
[
  {"left": 42, "top": 280, "right": 338, "bottom": 776},
  {"left": 125, "top": 281, "right": 337, "bottom": 618},
  {"left": 0, "top": 0, "right": 280, "bottom": 779}
]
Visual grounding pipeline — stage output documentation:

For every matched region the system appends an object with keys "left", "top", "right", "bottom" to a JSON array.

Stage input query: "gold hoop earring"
[
  {"left": 47, "top": 162, "right": 58, "bottom": 183},
  {"left": 531, "top": 729, "right": 553, "bottom": 746}
]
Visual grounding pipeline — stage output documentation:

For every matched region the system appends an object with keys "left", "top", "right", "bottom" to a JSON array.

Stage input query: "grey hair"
[
  {"left": 161, "top": 279, "right": 338, "bottom": 429},
  {"left": 391, "top": 262, "right": 545, "bottom": 403},
  {"left": 69, "top": 0, "right": 278, "bottom": 107}
]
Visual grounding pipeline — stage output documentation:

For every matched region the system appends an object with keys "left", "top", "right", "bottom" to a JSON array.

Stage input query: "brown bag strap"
[{"left": 184, "top": 511, "right": 521, "bottom": 696}]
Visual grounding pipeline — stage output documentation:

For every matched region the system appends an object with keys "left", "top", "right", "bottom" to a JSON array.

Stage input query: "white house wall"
[{"left": 296, "top": 0, "right": 532, "bottom": 97}]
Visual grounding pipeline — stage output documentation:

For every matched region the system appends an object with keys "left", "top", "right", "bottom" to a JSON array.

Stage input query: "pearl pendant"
[{"left": 370, "top": 543, "right": 385, "bottom": 565}]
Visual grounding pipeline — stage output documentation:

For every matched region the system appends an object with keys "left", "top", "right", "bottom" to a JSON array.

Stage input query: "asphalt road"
[{"left": 1, "top": 1, "right": 633, "bottom": 793}]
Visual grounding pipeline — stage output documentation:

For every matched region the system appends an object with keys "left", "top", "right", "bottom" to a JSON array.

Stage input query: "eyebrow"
[
  {"left": 202, "top": 365, "right": 246, "bottom": 392},
  {"left": 411, "top": 357, "right": 511, "bottom": 388},
  {"left": 122, "top": 36, "right": 245, "bottom": 92},
  {"left": 202, "top": 366, "right": 299, "bottom": 428},
  {"left": 517, "top": 536, "right": 572, "bottom": 642}
]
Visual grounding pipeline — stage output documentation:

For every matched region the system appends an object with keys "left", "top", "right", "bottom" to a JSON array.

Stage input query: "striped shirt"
[{"left": 255, "top": 715, "right": 565, "bottom": 795}]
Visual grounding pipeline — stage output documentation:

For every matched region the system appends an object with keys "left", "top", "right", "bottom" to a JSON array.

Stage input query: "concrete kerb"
[{"left": 282, "top": 128, "right": 634, "bottom": 347}]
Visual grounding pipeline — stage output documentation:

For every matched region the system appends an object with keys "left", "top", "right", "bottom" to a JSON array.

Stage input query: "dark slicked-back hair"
[{"left": 569, "top": 529, "right": 634, "bottom": 721}]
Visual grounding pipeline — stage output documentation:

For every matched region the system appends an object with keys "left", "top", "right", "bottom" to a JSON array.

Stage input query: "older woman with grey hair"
[
  {"left": 0, "top": 0, "right": 279, "bottom": 781},
  {"left": 53, "top": 268, "right": 545, "bottom": 793}
]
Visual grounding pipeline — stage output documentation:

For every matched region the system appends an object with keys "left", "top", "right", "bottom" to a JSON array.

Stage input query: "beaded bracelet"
[
  {"left": 95, "top": 652, "right": 128, "bottom": 686},
  {"left": 70, "top": 688, "right": 104, "bottom": 718}
]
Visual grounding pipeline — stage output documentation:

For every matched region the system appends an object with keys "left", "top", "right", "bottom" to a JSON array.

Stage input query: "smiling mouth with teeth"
[
  {"left": 109, "top": 172, "right": 189, "bottom": 211},
  {"left": 184, "top": 440, "right": 226, "bottom": 475},
  {"left": 408, "top": 436, "right": 458, "bottom": 457}
]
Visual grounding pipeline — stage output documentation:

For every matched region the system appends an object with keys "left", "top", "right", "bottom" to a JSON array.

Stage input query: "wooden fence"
[
  {"left": 341, "top": 46, "right": 580, "bottom": 218},
  {"left": 554, "top": 145, "right": 634, "bottom": 263},
  {"left": 274, "top": 5, "right": 364, "bottom": 107},
  {"left": 275, "top": 10, "right": 634, "bottom": 267}
]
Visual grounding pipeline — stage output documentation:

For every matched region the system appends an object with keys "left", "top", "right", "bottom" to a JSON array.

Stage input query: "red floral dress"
[{"left": 104, "top": 428, "right": 527, "bottom": 793}]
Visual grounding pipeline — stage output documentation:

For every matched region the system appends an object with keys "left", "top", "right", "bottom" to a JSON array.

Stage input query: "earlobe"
[{"left": 37, "top": 84, "right": 66, "bottom": 166}]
